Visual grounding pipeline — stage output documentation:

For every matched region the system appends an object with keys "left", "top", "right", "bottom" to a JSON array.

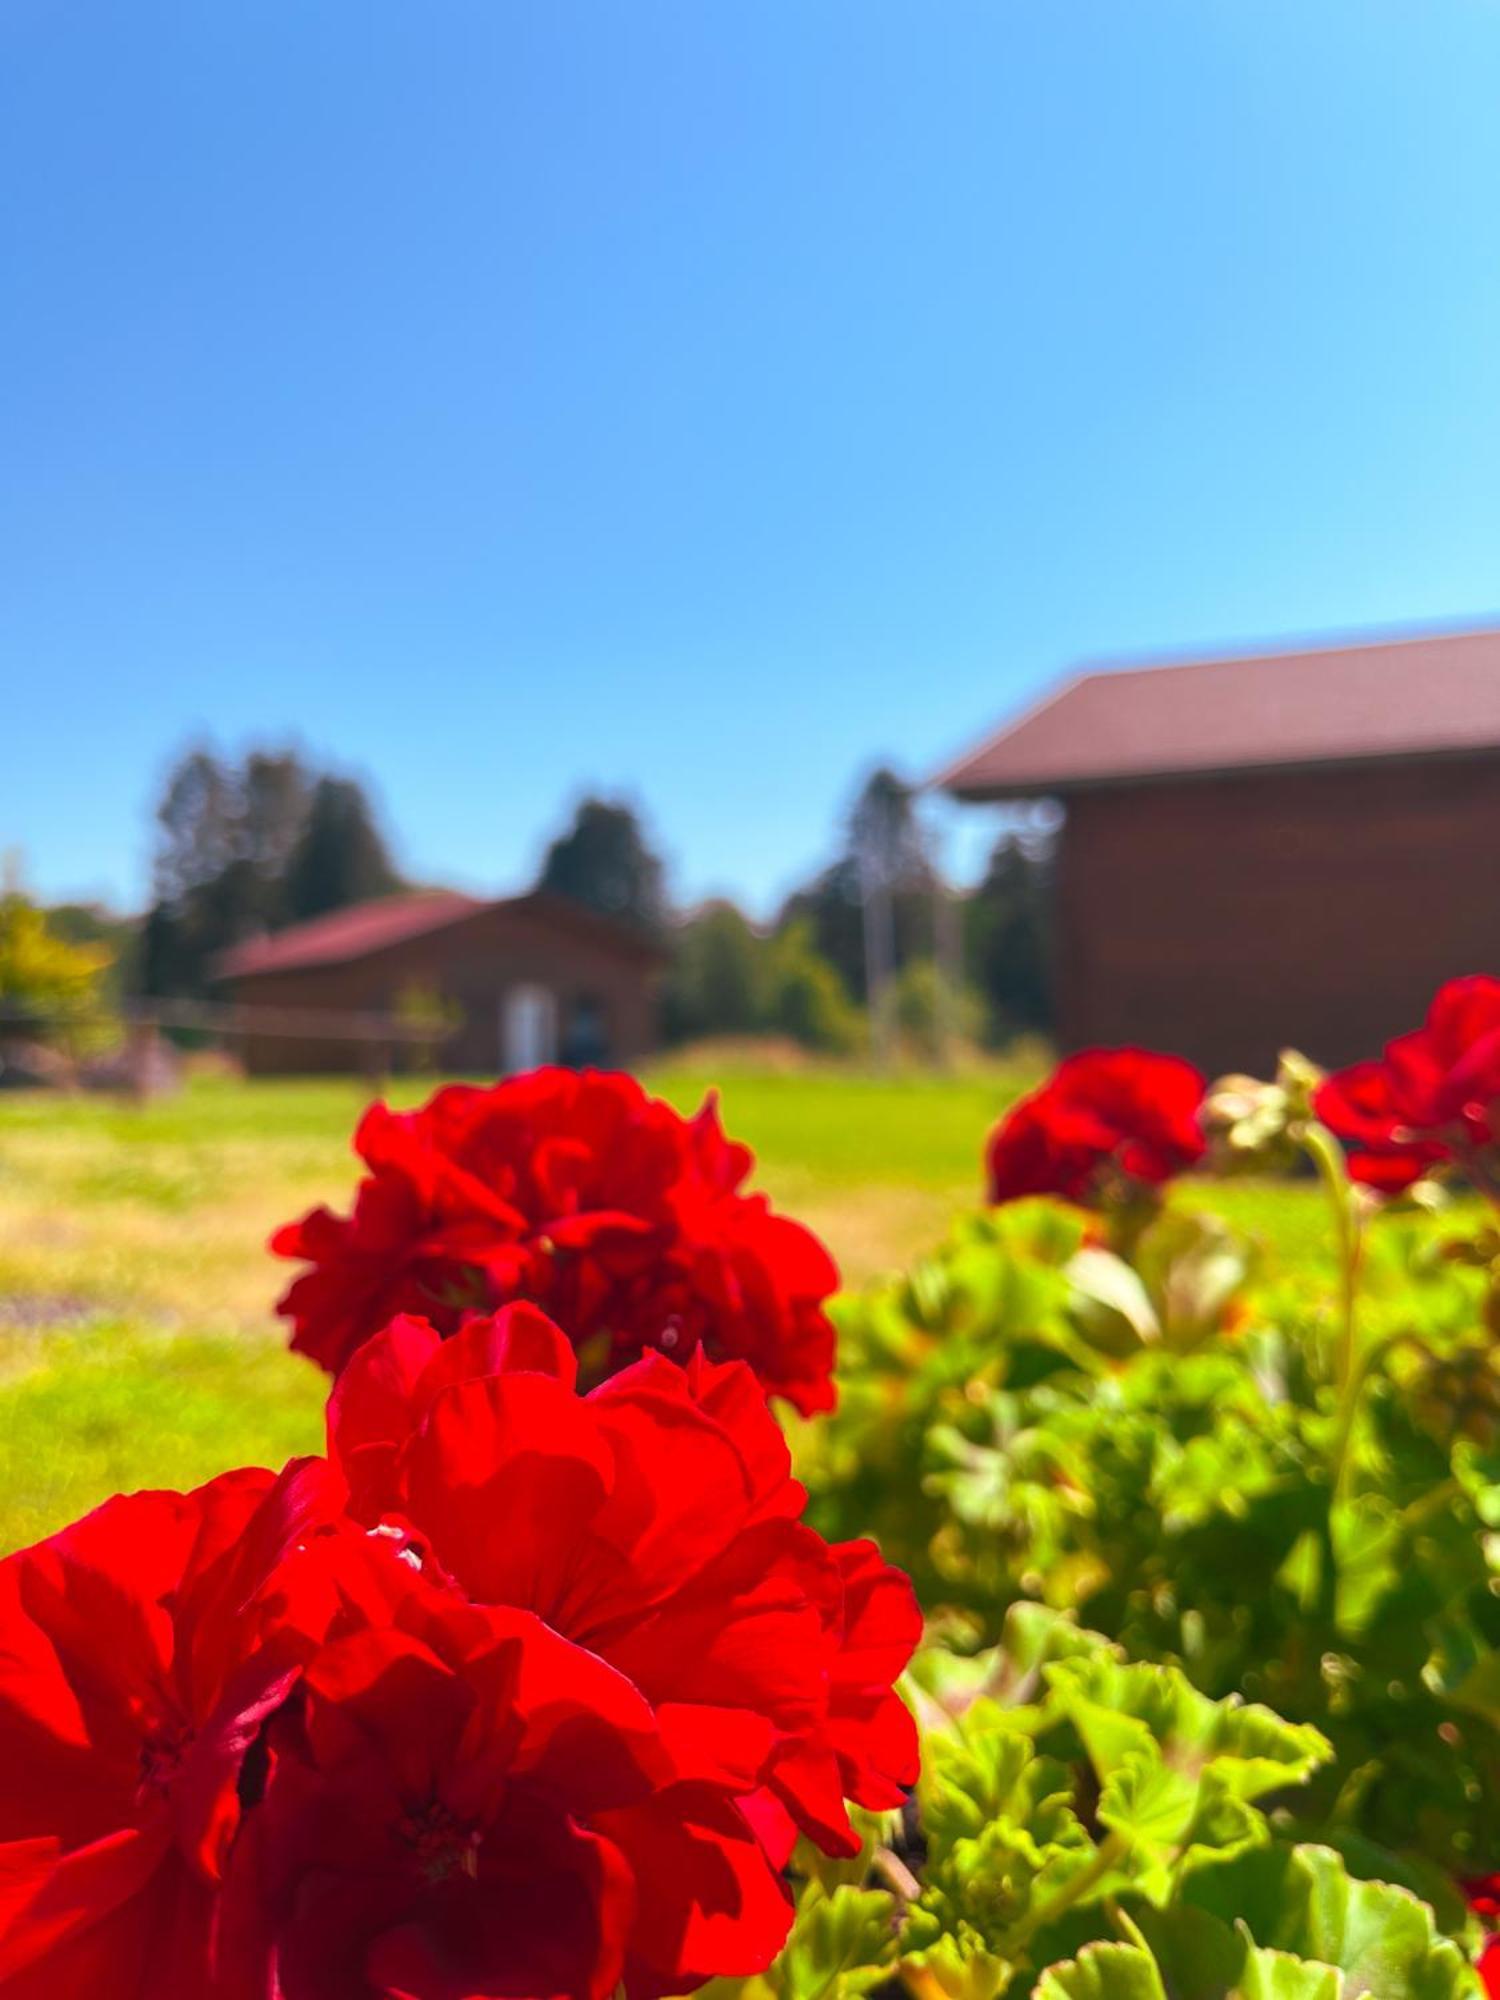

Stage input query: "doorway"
[{"left": 502, "top": 984, "right": 557, "bottom": 1072}]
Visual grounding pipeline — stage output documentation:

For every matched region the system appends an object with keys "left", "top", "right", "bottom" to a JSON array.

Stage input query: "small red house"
[
  {"left": 939, "top": 627, "right": 1500, "bottom": 1077},
  {"left": 215, "top": 890, "right": 666, "bottom": 1076}
]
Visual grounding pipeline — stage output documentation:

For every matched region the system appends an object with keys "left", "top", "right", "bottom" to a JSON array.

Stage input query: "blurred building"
[
  {"left": 939, "top": 626, "right": 1500, "bottom": 1076},
  {"left": 215, "top": 890, "right": 665, "bottom": 1076}
]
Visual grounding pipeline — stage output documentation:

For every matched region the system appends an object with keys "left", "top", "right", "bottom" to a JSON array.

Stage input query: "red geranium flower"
[
  {"left": 323, "top": 1304, "right": 921, "bottom": 1871},
  {"left": 223, "top": 1569, "right": 794, "bottom": 2000},
  {"left": 0, "top": 1461, "right": 336, "bottom": 1998},
  {"left": 0, "top": 1350, "right": 913, "bottom": 2000},
  {"left": 1316, "top": 975, "right": 1500, "bottom": 1195},
  {"left": 985, "top": 1047, "right": 1207, "bottom": 1208},
  {"left": 272, "top": 1069, "right": 839, "bottom": 1414}
]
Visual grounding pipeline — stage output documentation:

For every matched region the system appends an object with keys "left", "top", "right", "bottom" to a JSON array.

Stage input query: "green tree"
[
  {"left": 0, "top": 872, "right": 115, "bottom": 1056},
  {"left": 891, "top": 954, "right": 986, "bottom": 1061},
  {"left": 765, "top": 921, "right": 862, "bottom": 1053},
  {"left": 142, "top": 746, "right": 403, "bottom": 996},
  {"left": 43, "top": 901, "right": 138, "bottom": 1000},
  {"left": 965, "top": 826, "right": 1055, "bottom": 1042},
  {"left": 283, "top": 776, "right": 403, "bottom": 923},
  {"left": 661, "top": 900, "right": 770, "bottom": 1043},
  {"left": 537, "top": 797, "right": 666, "bottom": 932},
  {"left": 143, "top": 746, "right": 314, "bottom": 996},
  {"left": 778, "top": 767, "right": 936, "bottom": 1004}
]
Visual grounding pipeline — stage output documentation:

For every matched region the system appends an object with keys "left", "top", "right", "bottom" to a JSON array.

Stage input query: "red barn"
[
  {"left": 215, "top": 890, "right": 666, "bottom": 1076},
  {"left": 939, "top": 627, "right": 1500, "bottom": 1077}
]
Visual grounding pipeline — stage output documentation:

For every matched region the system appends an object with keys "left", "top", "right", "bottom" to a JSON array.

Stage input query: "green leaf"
[
  {"left": 1178, "top": 1845, "right": 1481, "bottom": 1999},
  {"left": 1032, "top": 1872, "right": 1477, "bottom": 2000},
  {"left": 1133, "top": 1208, "right": 1256, "bottom": 1353},
  {"left": 899, "top": 1931, "right": 1016, "bottom": 2000},
  {"left": 1046, "top": 1656, "right": 1331, "bottom": 1802},
  {"left": 1066, "top": 1247, "right": 1163, "bottom": 1353},
  {"left": 1235, "top": 1942, "right": 1341, "bottom": 2000},
  {"left": 1097, "top": 1749, "right": 1200, "bottom": 1854},
  {"left": 767, "top": 1884, "right": 897, "bottom": 2000},
  {"left": 1035, "top": 1942, "right": 1168, "bottom": 2000}
]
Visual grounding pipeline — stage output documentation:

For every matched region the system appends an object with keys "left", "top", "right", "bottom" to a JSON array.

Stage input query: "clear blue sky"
[{"left": 6, "top": 1, "right": 1500, "bottom": 918}]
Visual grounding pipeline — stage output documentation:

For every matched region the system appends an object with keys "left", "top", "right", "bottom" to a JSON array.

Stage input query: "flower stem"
[
  {"left": 1007, "top": 1832, "right": 1129, "bottom": 1949},
  {"left": 1302, "top": 1118, "right": 1362, "bottom": 1399}
]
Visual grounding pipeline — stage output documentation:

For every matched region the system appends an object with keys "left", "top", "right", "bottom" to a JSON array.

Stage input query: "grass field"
[{"left": 0, "top": 1061, "right": 1331, "bottom": 1553}]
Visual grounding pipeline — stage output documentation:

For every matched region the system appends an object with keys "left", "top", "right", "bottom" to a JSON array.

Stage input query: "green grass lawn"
[{"left": 0, "top": 1059, "right": 1330, "bottom": 1553}]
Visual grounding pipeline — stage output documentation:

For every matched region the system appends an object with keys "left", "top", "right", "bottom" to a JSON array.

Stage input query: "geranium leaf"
[
  {"left": 768, "top": 1884, "right": 898, "bottom": 2000},
  {"left": 1178, "top": 1845, "right": 1480, "bottom": 1998},
  {"left": 1035, "top": 1941, "right": 1169, "bottom": 2000}
]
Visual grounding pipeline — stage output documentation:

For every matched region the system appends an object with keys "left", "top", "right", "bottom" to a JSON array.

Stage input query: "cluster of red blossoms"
[
  {"left": 273, "top": 1068, "right": 839, "bottom": 1415},
  {"left": 984, "top": 1046, "right": 1208, "bottom": 1209},
  {"left": 1316, "top": 975, "right": 1500, "bottom": 1198},
  {"left": 0, "top": 1304, "right": 919, "bottom": 1998}
]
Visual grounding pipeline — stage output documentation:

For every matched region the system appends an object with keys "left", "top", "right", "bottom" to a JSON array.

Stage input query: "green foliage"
[
  {"left": 662, "top": 901, "right": 772, "bottom": 1043},
  {"left": 744, "top": 1610, "right": 1478, "bottom": 2000},
  {"left": 282, "top": 774, "right": 403, "bottom": 922},
  {"left": 900, "top": 1619, "right": 1343, "bottom": 1983},
  {"left": 0, "top": 873, "right": 116, "bottom": 1054},
  {"left": 892, "top": 958, "right": 988, "bottom": 1063},
  {"left": 767, "top": 921, "right": 863, "bottom": 1053},
  {"left": 963, "top": 828, "right": 1055, "bottom": 1045},
  {"left": 660, "top": 907, "right": 862, "bottom": 1053},
  {"left": 143, "top": 745, "right": 403, "bottom": 996},
  {"left": 766, "top": 1884, "right": 900, "bottom": 1999},
  {"left": 805, "top": 1157, "right": 1500, "bottom": 1909},
  {"left": 1035, "top": 1856, "right": 1478, "bottom": 2000},
  {"left": 536, "top": 793, "right": 666, "bottom": 930},
  {"left": 777, "top": 766, "right": 937, "bottom": 1007},
  {"left": 392, "top": 980, "right": 464, "bottom": 1071}
]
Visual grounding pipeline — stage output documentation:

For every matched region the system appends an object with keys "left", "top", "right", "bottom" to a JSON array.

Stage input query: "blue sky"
[{"left": 6, "top": 1, "right": 1500, "bottom": 917}]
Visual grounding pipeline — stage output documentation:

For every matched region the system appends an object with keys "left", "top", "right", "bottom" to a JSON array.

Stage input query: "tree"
[
  {"left": 537, "top": 798, "right": 665, "bottom": 932},
  {"left": 0, "top": 868, "right": 115, "bottom": 1057},
  {"left": 143, "top": 746, "right": 311, "bottom": 995},
  {"left": 660, "top": 901, "right": 769, "bottom": 1044},
  {"left": 764, "top": 922, "right": 861, "bottom": 1054},
  {"left": 778, "top": 768, "right": 937, "bottom": 1003},
  {"left": 964, "top": 828, "right": 1055, "bottom": 1043},
  {"left": 891, "top": 956, "right": 985, "bottom": 1061},
  {"left": 43, "top": 902, "right": 139, "bottom": 1001},
  {"left": 283, "top": 777, "right": 403, "bottom": 923},
  {"left": 142, "top": 745, "right": 403, "bottom": 997}
]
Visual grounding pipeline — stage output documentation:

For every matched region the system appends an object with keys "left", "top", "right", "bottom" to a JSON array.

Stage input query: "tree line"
[
  {"left": 499, "top": 766, "right": 1054, "bottom": 1055},
  {"left": 24, "top": 745, "right": 1056, "bottom": 1056},
  {"left": 660, "top": 771, "right": 1055, "bottom": 1055}
]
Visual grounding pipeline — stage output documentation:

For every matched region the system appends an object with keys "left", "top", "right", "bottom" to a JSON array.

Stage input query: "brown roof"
[
  {"left": 216, "top": 888, "right": 666, "bottom": 982},
  {"left": 216, "top": 892, "right": 482, "bottom": 978},
  {"left": 937, "top": 626, "right": 1500, "bottom": 800}
]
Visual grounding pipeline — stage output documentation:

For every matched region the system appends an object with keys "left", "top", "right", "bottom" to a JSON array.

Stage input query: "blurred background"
[{"left": 8, "top": 1, "right": 1500, "bottom": 1092}]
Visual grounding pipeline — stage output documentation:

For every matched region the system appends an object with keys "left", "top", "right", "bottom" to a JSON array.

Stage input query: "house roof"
[
  {"left": 216, "top": 892, "right": 483, "bottom": 978},
  {"left": 215, "top": 889, "right": 665, "bottom": 981},
  {"left": 937, "top": 626, "right": 1500, "bottom": 800}
]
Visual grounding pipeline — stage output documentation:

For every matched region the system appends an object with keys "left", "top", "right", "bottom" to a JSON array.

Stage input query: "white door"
[{"left": 502, "top": 984, "right": 557, "bottom": 1073}]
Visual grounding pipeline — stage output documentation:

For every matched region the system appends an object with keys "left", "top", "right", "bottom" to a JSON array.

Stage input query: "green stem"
[
  {"left": 1302, "top": 1119, "right": 1362, "bottom": 1397},
  {"left": 1298, "top": 1118, "right": 1370, "bottom": 1621},
  {"left": 1007, "top": 1832, "right": 1129, "bottom": 1950},
  {"left": 1399, "top": 1475, "right": 1460, "bottom": 1531}
]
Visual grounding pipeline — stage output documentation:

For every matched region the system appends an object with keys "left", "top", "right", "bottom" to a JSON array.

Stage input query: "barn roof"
[
  {"left": 216, "top": 889, "right": 665, "bottom": 981},
  {"left": 937, "top": 625, "right": 1500, "bottom": 800}
]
